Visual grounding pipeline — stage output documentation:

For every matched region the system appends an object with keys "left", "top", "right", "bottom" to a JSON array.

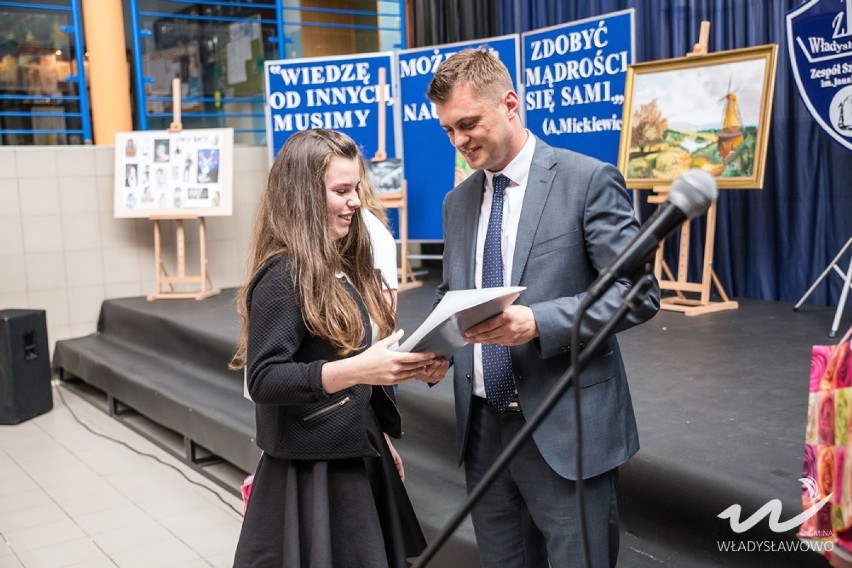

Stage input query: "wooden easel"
[
  {"left": 379, "top": 179, "right": 421, "bottom": 291},
  {"left": 147, "top": 78, "right": 220, "bottom": 301},
  {"left": 148, "top": 214, "right": 220, "bottom": 300},
  {"left": 373, "top": 66, "right": 421, "bottom": 291},
  {"left": 649, "top": 21, "right": 738, "bottom": 316}
]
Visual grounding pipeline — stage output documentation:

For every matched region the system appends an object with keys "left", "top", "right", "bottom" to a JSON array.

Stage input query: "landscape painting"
[{"left": 618, "top": 45, "right": 777, "bottom": 189}]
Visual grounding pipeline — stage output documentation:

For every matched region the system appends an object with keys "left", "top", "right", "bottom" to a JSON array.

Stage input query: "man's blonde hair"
[{"left": 426, "top": 48, "right": 514, "bottom": 105}]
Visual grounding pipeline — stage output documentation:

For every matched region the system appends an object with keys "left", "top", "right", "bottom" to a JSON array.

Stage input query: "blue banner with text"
[
  {"left": 397, "top": 36, "right": 520, "bottom": 240},
  {"left": 264, "top": 52, "right": 397, "bottom": 162},
  {"left": 787, "top": 0, "right": 852, "bottom": 153},
  {"left": 522, "top": 10, "right": 634, "bottom": 165}
]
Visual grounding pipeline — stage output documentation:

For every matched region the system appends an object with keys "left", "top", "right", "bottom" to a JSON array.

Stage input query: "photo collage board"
[{"left": 114, "top": 128, "right": 234, "bottom": 218}]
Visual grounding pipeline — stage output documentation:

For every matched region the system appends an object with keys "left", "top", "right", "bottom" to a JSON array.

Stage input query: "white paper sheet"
[{"left": 395, "top": 286, "right": 526, "bottom": 357}]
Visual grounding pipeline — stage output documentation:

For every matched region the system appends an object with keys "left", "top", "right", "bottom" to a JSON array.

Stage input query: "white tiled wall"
[{"left": 1, "top": 145, "right": 268, "bottom": 354}]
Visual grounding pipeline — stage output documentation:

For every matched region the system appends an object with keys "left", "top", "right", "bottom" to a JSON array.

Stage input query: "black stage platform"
[{"left": 54, "top": 274, "right": 849, "bottom": 567}]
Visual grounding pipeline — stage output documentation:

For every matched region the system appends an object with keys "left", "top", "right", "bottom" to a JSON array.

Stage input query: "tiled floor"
[{"left": 0, "top": 380, "right": 244, "bottom": 568}]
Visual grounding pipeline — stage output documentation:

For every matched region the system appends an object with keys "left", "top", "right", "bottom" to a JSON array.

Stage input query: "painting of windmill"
[
  {"left": 618, "top": 46, "right": 776, "bottom": 189},
  {"left": 717, "top": 77, "right": 744, "bottom": 162}
]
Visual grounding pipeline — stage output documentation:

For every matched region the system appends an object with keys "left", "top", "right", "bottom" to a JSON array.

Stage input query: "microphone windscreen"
[{"left": 668, "top": 169, "right": 718, "bottom": 220}]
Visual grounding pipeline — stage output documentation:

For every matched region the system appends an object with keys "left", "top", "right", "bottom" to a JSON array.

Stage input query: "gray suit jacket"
[{"left": 437, "top": 137, "right": 660, "bottom": 480}]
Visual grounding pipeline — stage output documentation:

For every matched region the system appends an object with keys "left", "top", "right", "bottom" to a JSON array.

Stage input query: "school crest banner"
[{"left": 787, "top": 0, "right": 852, "bottom": 152}]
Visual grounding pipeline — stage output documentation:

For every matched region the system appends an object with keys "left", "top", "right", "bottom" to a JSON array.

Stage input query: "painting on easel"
[
  {"left": 617, "top": 44, "right": 777, "bottom": 189},
  {"left": 113, "top": 128, "right": 234, "bottom": 218},
  {"left": 366, "top": 158, "right": 403, "bottom": 194}
]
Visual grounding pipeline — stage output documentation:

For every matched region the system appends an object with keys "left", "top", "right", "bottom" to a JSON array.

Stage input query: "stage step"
[
  {"left": 52, "top": 281, "right": 846, "bottom": 566},
  {"left": 53, "top": 289, "right": 480, "bottom": 567},
  {"left": 53, "top": 301, "right": 260, "bottom": 471},
  {"left": 96, "top": 293, "right": 240, "bottom": 377}
]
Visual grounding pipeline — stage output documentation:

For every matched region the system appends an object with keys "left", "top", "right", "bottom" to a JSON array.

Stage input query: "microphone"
[{"left": 586, "top": 168, "right": 718, "bottom": 301}]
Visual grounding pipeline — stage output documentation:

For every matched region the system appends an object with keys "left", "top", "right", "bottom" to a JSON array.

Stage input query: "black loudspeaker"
[{"left": 0, "top": 309, "right": 53, "bottom": 424}]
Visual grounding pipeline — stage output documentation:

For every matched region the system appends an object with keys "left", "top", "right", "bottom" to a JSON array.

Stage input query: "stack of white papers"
[{"left": 395, "top": 286, "right": 526, "bottom": 357}]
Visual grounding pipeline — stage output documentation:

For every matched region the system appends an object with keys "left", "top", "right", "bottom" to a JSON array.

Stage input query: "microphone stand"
[
  {"left": 571, "top": 271, "right": 656, "bottom": 568},
  {"left": 412, "top": 272, "right": 657, "bottom": 568}
]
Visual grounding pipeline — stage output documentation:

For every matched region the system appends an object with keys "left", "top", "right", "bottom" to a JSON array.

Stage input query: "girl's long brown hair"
[{"left": 230, "top": 129, "right": 395, "bottom": 369}]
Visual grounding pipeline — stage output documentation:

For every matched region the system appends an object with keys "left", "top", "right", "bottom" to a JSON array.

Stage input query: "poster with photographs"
[{"left": 114, "top": 128, "right": 234, "bottom": 218}]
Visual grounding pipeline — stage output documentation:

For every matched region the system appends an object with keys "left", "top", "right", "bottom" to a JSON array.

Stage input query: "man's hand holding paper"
[{"left": 462, "top": 304, "right": 539, "bottom": 346}]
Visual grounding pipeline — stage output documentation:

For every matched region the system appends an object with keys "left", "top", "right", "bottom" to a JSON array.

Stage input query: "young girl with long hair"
[{"left": 231, "top": 129, "right": 447, "bottom": 567}]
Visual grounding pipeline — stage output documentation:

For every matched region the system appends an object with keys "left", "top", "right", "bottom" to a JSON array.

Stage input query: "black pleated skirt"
[{"left": 233, "top": 411, "right": 427, "bottom": 567}]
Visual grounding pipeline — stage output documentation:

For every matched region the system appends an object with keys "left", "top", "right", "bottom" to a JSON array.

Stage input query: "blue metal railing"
[
  {"left": 1, "top": 0, "right": 406, "bottom": 144},
  {"left": 128, "top": 0, "right": 150, "bottom": 131},
  {"left": 0, "top": 0, "right": 93, "bottom": 144},
  {"left": 137, "top": 11, "right": 277, "bottom": 26},
  {"left": 128, "top": 0, "right": 276, "bottom": 135},
  {"left": 67, "top": 0, "right": 91, "bottom": 143},
  {"left": 128, "top": 0, "right": 405, "bottom": 142}
]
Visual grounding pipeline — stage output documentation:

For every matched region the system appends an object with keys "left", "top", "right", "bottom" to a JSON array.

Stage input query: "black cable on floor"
[{"left": 54, "top": 381, "right": 244, "bottom": 517}]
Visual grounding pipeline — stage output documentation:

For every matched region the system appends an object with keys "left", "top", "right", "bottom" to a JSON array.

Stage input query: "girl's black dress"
[
  {"left": 233, "top": 255, "right": 426, "bottom": 567},
  {"left": 234, "top": 411, "right": 425, "bottom": 567}
]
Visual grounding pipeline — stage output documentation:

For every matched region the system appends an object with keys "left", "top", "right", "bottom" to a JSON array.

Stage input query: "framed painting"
[
  {"left": 617, "top": 44, "right": 778, "bottom": 189},
  {"left": 366, "top": 158, "right": 404, "bottom": 194}
]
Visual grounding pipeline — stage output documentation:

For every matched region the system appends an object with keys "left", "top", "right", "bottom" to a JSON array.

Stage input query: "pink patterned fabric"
[
  {"left": 241, "top": 474, "right": 254, "bottom": 515},
  {"left": 799, "top": 328, "right": 852, "bottom": 557}
]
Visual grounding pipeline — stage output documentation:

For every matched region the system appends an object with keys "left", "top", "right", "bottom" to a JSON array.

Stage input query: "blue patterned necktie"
[{"left": 482, "top": 174, "right": 515, "bottom": 412}]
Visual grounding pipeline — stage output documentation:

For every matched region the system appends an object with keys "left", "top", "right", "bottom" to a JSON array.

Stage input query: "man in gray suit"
[{"left": 427, "top": 49, "right": 659, "bottom": 567}]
